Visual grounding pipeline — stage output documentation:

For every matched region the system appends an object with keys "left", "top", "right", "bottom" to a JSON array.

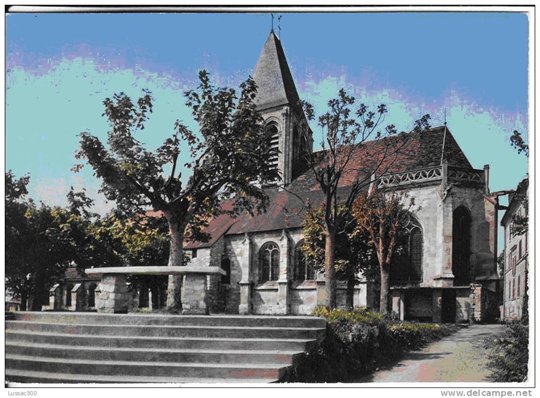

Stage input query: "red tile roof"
[{"left": 186, "top": 126, "right": 473, "bottom": 248}]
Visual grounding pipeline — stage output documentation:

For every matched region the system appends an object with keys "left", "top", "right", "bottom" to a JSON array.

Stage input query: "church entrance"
[{"left": 441, "top": 289, "right": 457, "bottom": 323}]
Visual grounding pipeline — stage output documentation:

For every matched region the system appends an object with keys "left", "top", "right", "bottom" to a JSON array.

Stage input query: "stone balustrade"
[{"left": 377, "top": 165, "right": 485, "bottom": 189}]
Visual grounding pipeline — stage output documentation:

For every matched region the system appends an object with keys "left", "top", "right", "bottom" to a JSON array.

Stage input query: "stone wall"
[
  {"left": 226, "top": 227, "right": 371, "bottom": 315},
  {"left": 289, "top": 281, "right": 318, "bottom": 314},
  {"left": 396, "top": 183, "right": 496, "bottom": 287}
]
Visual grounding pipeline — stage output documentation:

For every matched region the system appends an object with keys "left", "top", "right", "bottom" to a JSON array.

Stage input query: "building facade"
[{"left": 501, "top": 178, "right": 529, "bottom": 321}]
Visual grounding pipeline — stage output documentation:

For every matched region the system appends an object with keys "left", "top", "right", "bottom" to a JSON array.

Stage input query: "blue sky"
[{"left": 6, "top": 11, "right": 529, "bottom": 217}]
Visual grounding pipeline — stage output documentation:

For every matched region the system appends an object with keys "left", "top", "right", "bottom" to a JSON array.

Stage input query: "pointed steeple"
[{"left": 253, "top": 31, "right": 302, "bottom": 112}]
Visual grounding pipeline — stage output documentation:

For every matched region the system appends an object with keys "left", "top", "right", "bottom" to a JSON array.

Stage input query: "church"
[{"left": 183, "top": 31, "right": 501, "bottom": 322}]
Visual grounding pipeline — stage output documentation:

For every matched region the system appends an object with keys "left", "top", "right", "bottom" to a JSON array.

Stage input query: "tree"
[
  {"left": 301, "top": 90, "right": 430, "bottom": 308},
  {"left": 5, "top": 171, "right": 70, "bottom": 310},
  {"left": 6, "top": 171, "right": 171, "bottom": 310},
  {"left": 352, "top": 191, "right": 413, "bottom": 314},
  {"left": 75, "top": 71, "right": 279, "bottom": 308},
  {"left": 302, "top": 204, "right": 378, "bottom": 309}
]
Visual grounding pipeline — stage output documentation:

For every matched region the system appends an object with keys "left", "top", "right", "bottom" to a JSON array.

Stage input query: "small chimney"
[{"left": 483, "top": 164, "right": 490, "bottom": 194}]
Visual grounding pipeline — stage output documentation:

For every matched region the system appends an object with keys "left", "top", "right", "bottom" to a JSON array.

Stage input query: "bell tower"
[{"left": 253, "top": 31, "right": 313, "bottom": 185}]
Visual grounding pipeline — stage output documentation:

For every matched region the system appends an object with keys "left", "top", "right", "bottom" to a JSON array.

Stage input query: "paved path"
[{"left": 358, "top": 324, "right": 505, "bottom": 383}]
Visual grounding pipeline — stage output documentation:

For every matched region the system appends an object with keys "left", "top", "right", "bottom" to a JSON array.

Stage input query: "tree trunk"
[
  {"left": 20, "top": 291, "right": 27, "bottom": 311},
  {"left": 165, "top": 216, "right": 185, "bottom": 310},
  {"left": 324, "top": 228, "right": 337, "bottom": 308},
  {"left": 346, "top": 273, "right": 355, "bottom": 310},
  {"left": 379, "top": 264, "right": 390, "bottom": 315},
  {"left": 30, "top": 290, "right": 44, "bottom": 311}
]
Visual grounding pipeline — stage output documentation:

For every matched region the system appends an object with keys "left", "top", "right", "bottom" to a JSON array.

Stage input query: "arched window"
[
  {"left": 259, "top": 242, "right": 280, "bottom": 283},
  {"left": 294, "top": 240, "right": 316, "bottom": 281},
  {"left": 87, "top": 283, "right": 97, "bottom": 308},
  {"left": 391, "top": 214, "right": 423, "bottom": 284},
  {"left": 452, "top": 206, "right": 471, "bottom": 285},
  {"left": 265, "top": 123, "right": 280, "bottom": 172},
  {"left": 221, "top": 257, "right": 231, "bottom": 285}
]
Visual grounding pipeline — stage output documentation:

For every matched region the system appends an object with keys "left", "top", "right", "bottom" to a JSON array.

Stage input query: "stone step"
[
  {"left": 6, "top": 354, "right": 288, "bottom": 380},
  {"left": 6, "top": 330, "right": 314, "bottom": 351},
  {"left": 5, "top": 313, "right": 326, "bottom": 384},
  {"left": 15, "top": 312, "right": 326, "bottom": 328},
  {"left": 5, "top": 369, "right": 276, "bottom": 384},
  {"left": 6, "top": 341, "right": 300, "bottom": 365},
  {"left": 6, "top": 321, "right": 324, "bottom": 340}
]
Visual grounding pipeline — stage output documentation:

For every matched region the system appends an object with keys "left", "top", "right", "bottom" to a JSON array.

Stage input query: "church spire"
[
  {"left": 252, "top": 32, "right": 313, "bottom": 186},
  {"left": 253, "top": 31, "right": 302, "bottom": 112}
]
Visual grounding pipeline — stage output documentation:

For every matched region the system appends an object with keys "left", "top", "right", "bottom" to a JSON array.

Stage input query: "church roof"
[
  {"left": 252, "top": 31, "right": 303, "bottom": 112},
  {"left": 184, "top": 126, "right": 475, "bottom": 249}
]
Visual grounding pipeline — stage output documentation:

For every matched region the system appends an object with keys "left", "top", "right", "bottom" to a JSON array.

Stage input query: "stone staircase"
[{"left": 5, "top": 312, "right": 326, "bottom": 384}]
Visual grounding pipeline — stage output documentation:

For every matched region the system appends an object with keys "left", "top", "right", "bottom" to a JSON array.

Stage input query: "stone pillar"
[
  {"left": 70, "top": 289, "right": 78, "bottom": 311},
  {"left": 54, "top": 287, "right": 62, "bottom": 310},
  {"left": 238, "top": 233, "right": 253, "bottom": 314},
  {"left": 48, "top": 293, "right": 55, "bottom": 311},
  {"left": 239, "top": 282, "right": 252, "bottom": 315},
  {"left": 148, "top": 289, "right": 154, "bottom": 310},
  {"left": 95, "top": 274, "right": 129, "bottom": 314},
  {"left": 43, "top": 285, "right": 60, "bottom": 311},
  {"left": 391, "top": 290, "right": 405, "bottom": 320},
  {"left": 316, "top": 271, "right": 327, "bottom": 307},
  {"left": 181, "top": 273, "right": 209, "bottom": 315},
  {"left": 127, "top": 286, "right": 139, "bottom": 312},
  {"left": 472, "top": 283, "right": 483, "bottom": 322},
  {"left": 432, "top": 289, "right": 443, "bottom": 323},
  {"left": 276, "top": 230, "right": 290, "bottom": 314},
  {"left": 281, "top": 108, "right": 291, "bottom": 185},
  {"left": 441, "top": 200, "right": 454, "bottom": 277}
]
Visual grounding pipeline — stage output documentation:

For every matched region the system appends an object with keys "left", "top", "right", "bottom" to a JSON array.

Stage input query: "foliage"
[
  {"left": 510, "top": 188, "right": 528, "bottom": 240},
  {"left": 6, "top": 171, "right": 70, "bottom": 310},
  {"left": 510, "top": 130, "right": 529, "bottom": 157},
  {"left": 313, "top": 306, "right": 382, "bottom": 325},
  {"left": 301, "top": 89, "right": 430, "bottom": 308},
  {"left": 89, "top": 212, "right": 169, "bottom": 268},
  {"left": 75, "top": 70, "right": 279, "bottom": 307},
  {"left": 286, "top": 307, "right": 455, "bottom": 382},
  {"left": 352, "top": 190, "right": 413, "bottom": 313},
  {"left": 511, "top": 210, "right": 528, "bottom": 237},
  {"left": 302, "top": 204, "right": 379, "bottom": 290},
  {"left": 486, "top": 322, "right": 529, "bottom": 382}
]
